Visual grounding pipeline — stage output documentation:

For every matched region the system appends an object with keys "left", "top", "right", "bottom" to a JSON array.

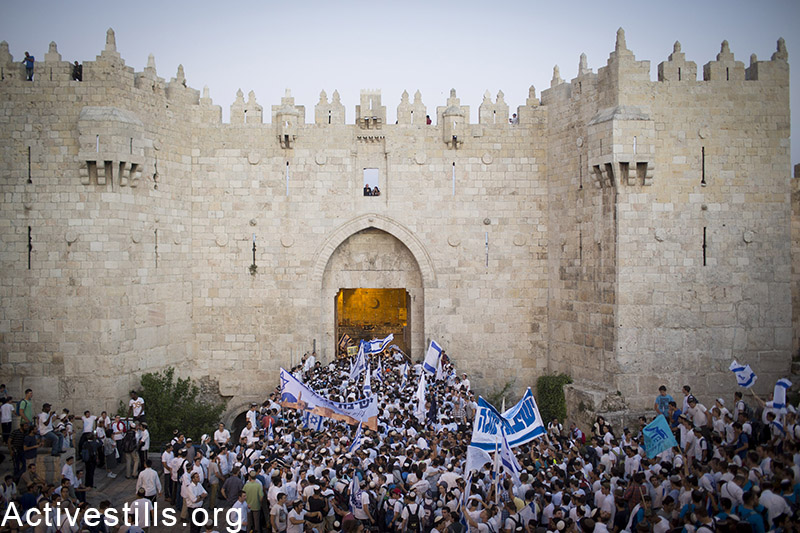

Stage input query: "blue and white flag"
[
  {"left": 642, "top": 415, "right": 678, "bottom": 459},
  {"left": 348, "top": 422, "right": 364, "bottom": 454},
  {"left": 400, "top": 362, "right": 409, "bottom": 387},
  {"left": 349, "top": 474, "right": 363, "bottom": 513},
  {"left": 773, "top": 378, "right": 792, "bottom": 410},
  {"left": 729, "top": 360, "right": 757, "bottom": 388},
  {"left": 349, "top": 342, "right": 366, "bottom": 382},
  {"left": 280, "top": 368, "right": 379, "bottom": 430},
  {"left": 499, "top": 426, "right": 522, "bottom": 485},
  {"left": 267, "top": 421, "right": 274, "bottom": 441},
  {"left": 423, "top": 340, "right": 443, "bottom": 374},
  {"left": 470, "top": 388, "right": 545, "bottom": 451},
  {"left": 363, "top": 364, "right": 372, "bottom": 396},
  {"left": 458, "top": 472, "right": 472, "bottom": 531},
  {"left": 373, "top": 356, "right": 384, "bottom": 383},
  {"left": 302, "top": 411, "right": 324, "bottom": 432},
  {"left": 465, "top": 445, "right": 493, "bottom": 475},
  {"left": 415, "top": 372, "right": 427, "bottom": 422},
  {"left": 364, "top": 334, "right": 394, "bottom": 355}
]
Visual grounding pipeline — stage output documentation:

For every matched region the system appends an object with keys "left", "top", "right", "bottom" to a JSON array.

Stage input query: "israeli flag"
[
  {"left": 373, "top": 356, "right": 384, "bottom": 383},
  {"left": 349, "top": 342, "right": 366, "bottom": 382},
  {"left": 348, "top": 422, "right": 365, "bottom": 454},
  {"left": 642, "top": 415, "right": 679, "bottom": 459},
  {"left": 302, "top": 412, "right": 324, "bottom": 432},
  {"left": 465, "top": 445, "right": 493, "bottom": 475},
  {"left": 349, "top": 473, "right": 363, "bottom": 513},
  {"left": 365, "top": 334, "right": 394, "bottom": 355},
  {"left": 363, "top": 364, "right": 372, "bottom": 396},
  {"left": 773, "top": 378, "right": 792, "bottom": 410},
  {"left": 499, "top": 426, "right": 522, "bottom": 485},
  {"left": 267, "top": 420, "right": 274, "bottom": 441},
  {"left": 400, "top": 362, "right": 409, "bottom": 387},
  {"left": 423, "top": 340, "right": 443, "bottom": 374},
  {"left": 729, "top": 360, "right": 757, "bottom": 388}
]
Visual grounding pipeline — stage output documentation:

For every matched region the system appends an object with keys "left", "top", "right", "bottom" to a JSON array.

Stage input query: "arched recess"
[{"left": 312, "top": 214, "right": 436, "bottom": 361}]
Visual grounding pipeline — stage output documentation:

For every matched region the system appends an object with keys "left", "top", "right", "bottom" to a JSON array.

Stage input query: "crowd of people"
[{"left": 1, "top": 348, "right": 799, "bottom": 533}]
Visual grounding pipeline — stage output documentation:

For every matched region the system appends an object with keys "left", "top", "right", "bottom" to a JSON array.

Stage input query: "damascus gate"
[{"left": 1, "top": 28, "right": 798, "bottom": 422}]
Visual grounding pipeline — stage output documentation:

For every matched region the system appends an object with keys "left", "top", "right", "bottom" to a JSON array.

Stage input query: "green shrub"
[
  {"left": 486, "top": 379, "right": 516, "bottom": 409},
  {"left": 536, "top": 373, "right": 572, "bottom": 423},
  {"left": 134, "top": 367, "right": 228, "bottom": 449}
]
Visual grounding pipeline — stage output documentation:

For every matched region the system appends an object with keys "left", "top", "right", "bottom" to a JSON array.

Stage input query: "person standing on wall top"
[
  {"left": 654, "top": 385, "right": 673, "bottom": 419},
  {"left": 22, "top": 52, "right": 34, "bottom": 81}
]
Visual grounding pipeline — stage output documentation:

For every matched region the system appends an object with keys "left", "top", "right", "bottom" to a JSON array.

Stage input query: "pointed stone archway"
[{"left": 312, "top": 214, "right": 436, "bottom": 361}]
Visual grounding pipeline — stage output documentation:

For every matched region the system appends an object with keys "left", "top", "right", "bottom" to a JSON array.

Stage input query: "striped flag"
[
  {"left": 363, "top": 364, "right": 372, "bottom": 396},
  {"left": 400, "top": 362, "right": 409, "bottom": 387},
  {"left": 338, "top": 333, "right": 351, "bottom": 351},
  {"left": 423, "top": 340, "right": 443, "bottom": 374},
  {"left": 365, "top": 334, "right": 394, "bottom": 355},
  {"left": 773, "top": 378, "right": 792, "bottom": 410},
  {"left": 729, "top": 360, "right": 757, "bottom": 388},
  {"left": 499, "top": 426, "right": 522, "bottom": 485},
  {"left": 348, "top": 422, "right": 365, "bottom": 454},
  {"left": 458, "top": 472, "right": 472, "bottom": 530},
  {"left": 373, "top": 356, "right": 384, "bottom": 382},
  {"left": 349, "top": 473, "right": 363, "bottom": 513}
]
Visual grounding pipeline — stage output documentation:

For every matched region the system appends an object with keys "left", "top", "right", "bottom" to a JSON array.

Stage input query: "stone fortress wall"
[{"left": 0, "top": 28, "right": 795, "bottom": 421}]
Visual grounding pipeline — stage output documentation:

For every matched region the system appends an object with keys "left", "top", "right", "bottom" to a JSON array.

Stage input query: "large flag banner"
[
  {"left": 338, "top": 333, "right": 352, "bottom": 351},
  {"left": 280, "top": 368, "right": 378, "bottom": 430},
  {"left": 364, "top": 334, "right": 394, "bottom": 355},
  {"left": 423, "top": 340, "right": 443, "bottom": 374},
  {"left": 349, "top": 342, "right": 366, "bottom": 381},
  {"left": 470, "top": 388, "right": 545, "bottom": 451},
  {"left": 729, "top": 360, "right": 757, "bottom": 388},
  {"left": 642, "top": 415, "right": 678, "bottom": 458},
  {"left": 773, "top": 378, "right": 792, "bottom": 410},
  {"left": 302, "top": 411, "right": 325, "bottom": 432}
]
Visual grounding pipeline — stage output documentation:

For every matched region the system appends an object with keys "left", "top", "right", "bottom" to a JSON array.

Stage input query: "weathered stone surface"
[{"left": 0, "top": 30, "right": 795, "bottom": 416}]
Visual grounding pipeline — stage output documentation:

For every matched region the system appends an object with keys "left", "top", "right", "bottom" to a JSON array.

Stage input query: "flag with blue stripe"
[
  {"left": 349, "top": 474, "right": 363, "bottom": 513},
  {"left": 499, "top": 426, "right": 522, "bottom": 485},
  {"left": 773, "top": 378, "right": 792, "bottom": 410},
  {"left": 458, "top": 472, "right": 472, "bottom": 530},
  {"left": 642, "top": 415, "right": 678, "bottom": 459},
  {"left": 470, "top": 389, "right": 546, "bottom": 451},
  {"left": 302, "top": 411, "right": 324, "bottom": 432},
  {"left": 267, "top": 421, "right": 274, "bottom": 441},
  {"left": 363, "top": 364, "right": 372, "bottom": 396},
  {"left": 423, "top": 340, "right": 442, "bottom": 374},
  {"left": 365, "top": 334, "right": 394, "bottom": 355},
  {"left": 729, "top": 360, "right": 757, "bottom": 388},
  {"left": 400, "top": 362, "right": 409, "bottom": 387},
  {"left": 348, "top": 422, "right": 364, "bottom": 454},
  {"left": 373, "top": 356, "right": 384, "bottom": 382}
]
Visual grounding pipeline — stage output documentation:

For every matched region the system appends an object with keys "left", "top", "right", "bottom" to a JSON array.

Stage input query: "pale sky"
[{"left": 2, "top": 0, "right": 798, "bottom": 168}]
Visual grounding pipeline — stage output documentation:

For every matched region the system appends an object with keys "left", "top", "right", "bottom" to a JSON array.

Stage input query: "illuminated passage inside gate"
[{"left": 335, "top": 288, "right": 410, "bottom": 357}]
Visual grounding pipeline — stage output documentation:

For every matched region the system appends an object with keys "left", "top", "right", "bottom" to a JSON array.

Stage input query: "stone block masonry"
[{"left": 0, "top": 28, "right": 795, "bottom": 418}]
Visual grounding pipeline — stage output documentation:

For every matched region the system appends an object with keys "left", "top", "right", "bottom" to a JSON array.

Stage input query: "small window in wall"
[{"left": 363, "top": 168, "right": 380, "bottom": 196}]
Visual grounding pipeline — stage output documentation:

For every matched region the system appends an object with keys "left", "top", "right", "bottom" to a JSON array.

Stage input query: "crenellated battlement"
[{"left": 0, "top": 28, "right": 789, "bottom": 129}]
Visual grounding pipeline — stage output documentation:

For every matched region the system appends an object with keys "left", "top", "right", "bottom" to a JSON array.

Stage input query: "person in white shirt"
[
  {"left": 182, "top": 472, "right": 207, "bottom": 533},
  {"left": 61, "top": 455, "right": 78, "bottom": 487},
  {"left": 136, "top": 459, "right": 162, "bottom": 501},
  {"left": 79, "top": 410, "right": 97, "bottom": 453},
  {"left": 162, "top": 444, "right": 174, "bottom": 503},
  {"left": 758, "top": 481, "right": 791, "bottom": 526},
  {"left": 214, "top": 423, "right": 231, "bottom": 448},
  {"left": 0, "top": 397, "right": 15, "bottom": 443},
  {"left": 287, "top": 500, "right": 306, "bottom": 533},
  {"left": 129, "top": 488, "right": 155, "bottom": 528},
  {"left": 231, "top": 491, "right": 249, "bottom": 533},
  {"left": 129, "top": 391, "right": 145, "bottom": 421},
  {"left": 38, "top": 403, "right": 64, "bottom": 456}
]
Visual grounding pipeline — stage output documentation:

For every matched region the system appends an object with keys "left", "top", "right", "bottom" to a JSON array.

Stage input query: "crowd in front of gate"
[{"left": 1, "top": 348, "right": 799, "bottom": 533}]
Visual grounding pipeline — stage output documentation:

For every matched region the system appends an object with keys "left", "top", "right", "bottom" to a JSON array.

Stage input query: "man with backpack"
[
  {"left": 121, "top": 424, "right": 139, "bottom": 479},
  {"left": 400, "top": 492, "right": 423, "bottom": 532}
]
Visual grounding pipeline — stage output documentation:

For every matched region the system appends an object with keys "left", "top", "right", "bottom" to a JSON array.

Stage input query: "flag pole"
[{"left": 494, "top": 397, "right": 505, "bottom": 505}]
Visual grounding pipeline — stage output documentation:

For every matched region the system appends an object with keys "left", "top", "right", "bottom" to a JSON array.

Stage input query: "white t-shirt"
[
  {"left": 82, "top": 415, "right": 97, "bottom": 434},
  {"left": 129, "top": 397, "right": 145, "bottom": 417},
  {"left": 38, "top": 412, "right": 54, "bottom": 436},
  {"left": 130, "top": 497, "right": 154, "bottom": 528},
  {"left": 214, "top": 429, "right": 231, "bottom": 445},
  {"left": 0, "top": 403, "right": 13, "bottom": 423},
  {"left": 287, "top": 509, "right": 305, "bottom": 533}
]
